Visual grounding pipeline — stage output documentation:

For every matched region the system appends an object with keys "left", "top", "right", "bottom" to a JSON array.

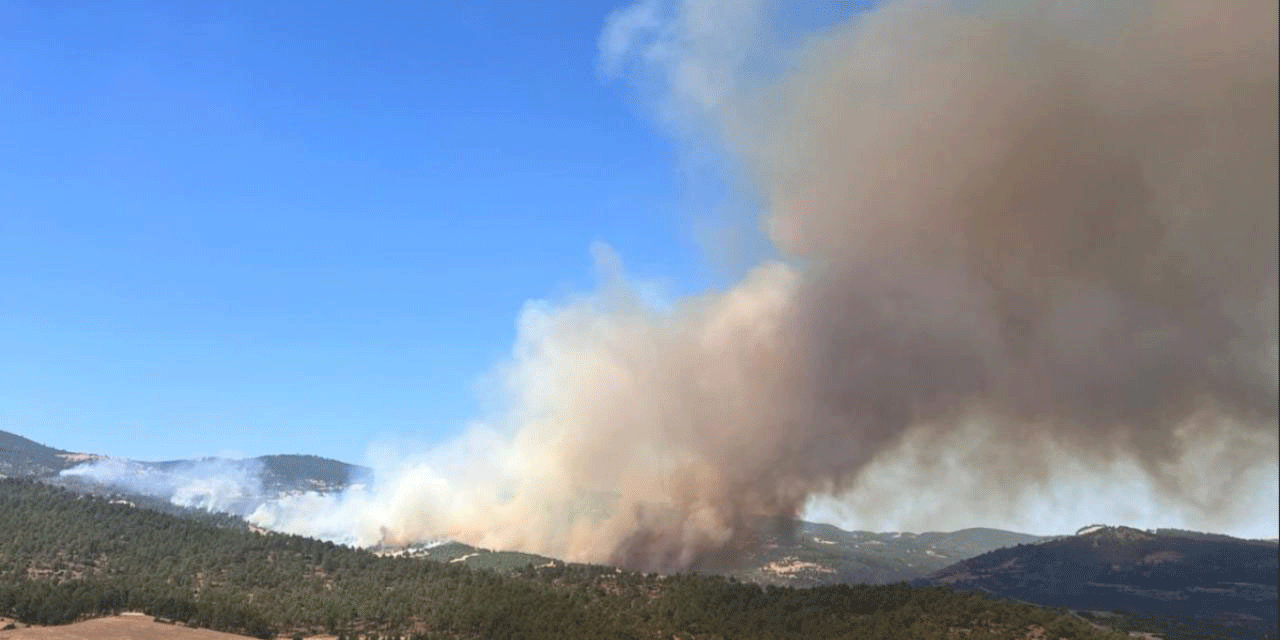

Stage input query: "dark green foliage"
[
  {"left": 0, "top": 479, "right": 1123, "bottom": 639},
  {"left": 929, "top": 525, "right": 1279, "bottom": 639}
]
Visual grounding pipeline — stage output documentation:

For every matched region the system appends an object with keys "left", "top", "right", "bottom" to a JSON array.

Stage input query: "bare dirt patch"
[{"left": 0, "top": 614, "right": 260, "bottom": 640}]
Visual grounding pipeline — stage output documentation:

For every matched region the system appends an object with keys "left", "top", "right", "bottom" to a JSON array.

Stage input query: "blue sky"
[{"left": 1, "top": 1, "right": 714, "bottom": 461}]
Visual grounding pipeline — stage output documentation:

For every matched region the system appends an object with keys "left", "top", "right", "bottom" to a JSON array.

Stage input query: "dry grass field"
[{"left": 0, "top": 613, "right": 336, "bottom": 640}]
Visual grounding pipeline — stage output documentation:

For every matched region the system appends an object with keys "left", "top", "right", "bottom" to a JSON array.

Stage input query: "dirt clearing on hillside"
[{"left": 0, "top": 613, "right": 276, "bottom": 640}]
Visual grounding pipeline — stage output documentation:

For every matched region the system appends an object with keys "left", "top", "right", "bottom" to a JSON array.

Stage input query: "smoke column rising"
[{"left": 253, "top": 0, "right": 1278, "bottom": 569}]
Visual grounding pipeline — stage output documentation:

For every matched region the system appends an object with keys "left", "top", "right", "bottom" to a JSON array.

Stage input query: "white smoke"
[{"left": 61, "top": 457, "right": 268, "bottom": 516}]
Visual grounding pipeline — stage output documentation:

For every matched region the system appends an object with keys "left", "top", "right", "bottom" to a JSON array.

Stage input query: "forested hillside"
[
  {"left": 0, "top": 480, "right": 1124, "bottom": 639},
  {"left": 0, "top": 432, "right": 74, "bottom": 478},
  {"left": 929, "top": 526, "right": 1279, "bottom": 640}
]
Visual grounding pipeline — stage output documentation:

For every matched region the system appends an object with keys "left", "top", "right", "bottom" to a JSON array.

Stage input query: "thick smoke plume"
[{"left": 256, "top": 0, "right": 1277, "bottom": 569}]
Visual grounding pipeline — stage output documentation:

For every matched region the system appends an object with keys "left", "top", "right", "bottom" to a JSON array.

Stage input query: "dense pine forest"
[{"left": 0, "top": 479, "right": 1125, "bottom": 639}]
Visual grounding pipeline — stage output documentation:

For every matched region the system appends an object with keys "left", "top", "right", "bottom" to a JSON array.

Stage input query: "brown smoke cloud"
[{"left": 252, "top": 0, "right": 1279, "bottom": 569}]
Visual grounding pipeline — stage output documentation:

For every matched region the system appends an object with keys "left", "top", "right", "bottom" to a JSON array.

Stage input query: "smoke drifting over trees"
[{"left": 245, "top": 0, "right": 1280, "bottom": 570}]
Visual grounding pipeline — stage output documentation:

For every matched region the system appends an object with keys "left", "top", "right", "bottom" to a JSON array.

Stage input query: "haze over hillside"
[
  {"left": 9, "top": 420, "right": 1278, "bottom": 637},
  {"left": 3, "top": 469, "right": 1269, "bottom": 638},
  {"left": 1, "top": 429, "right": 366, "bottom": 523},
  {"left": 0, "top": 480, "right": 1133, "bottom": 640},
  {"left": 6, "top": 470, "right": 1270, "bottom": 638},
  {"left": 1, "top": 427, "right": 1052, "bottom": 585}
]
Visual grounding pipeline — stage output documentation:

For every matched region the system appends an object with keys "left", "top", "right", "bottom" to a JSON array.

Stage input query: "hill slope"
[
  {"left": 0, "top": 432, "right": 75, "bottom": 478},
  {"left": 712, "top": 518, "right": 1048, "bottom": 586},
  {"left": 0, "top": 613, "right": 262, "bottom": 639},
  {"left": 375, "top": 520, "right": 1049, "bottom": 586},
  {"left": 928, "top": 526, "right": 1278, "bottom": 638},
  {"left": 1, "top": 429, "right": 366, "bottom": 508}
]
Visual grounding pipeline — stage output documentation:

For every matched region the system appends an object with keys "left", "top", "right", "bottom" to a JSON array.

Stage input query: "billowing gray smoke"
[{"left": 252, "top": 0, "right": 1279, "bottom": 570}]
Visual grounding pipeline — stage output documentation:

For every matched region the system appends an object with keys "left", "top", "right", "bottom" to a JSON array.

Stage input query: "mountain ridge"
[
  {"left": 925, "top": 525, "right": 1279, "bottom": 639},
  {"left": 0, "top": 430, "right": 73, "bottom": 477}
]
